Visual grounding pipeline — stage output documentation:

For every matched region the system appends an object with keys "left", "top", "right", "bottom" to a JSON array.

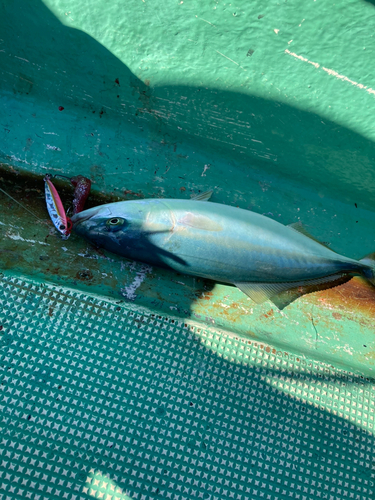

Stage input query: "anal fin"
[
  {"left": 235, "top": 282, "right": 293, "bottom": 304},
  {"left": 235, "top": 273, "right": 349, "bottom": 305}
]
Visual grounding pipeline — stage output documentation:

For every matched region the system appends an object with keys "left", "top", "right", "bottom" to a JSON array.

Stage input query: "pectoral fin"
[{"left": 235, "top": 273, "right": 348, "bottom": 304}]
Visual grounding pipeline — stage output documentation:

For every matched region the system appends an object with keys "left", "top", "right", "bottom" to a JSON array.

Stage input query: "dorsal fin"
[
  {"left": 190, "top": 190, "right": 213, "bottom": 202},
  {"left": 288, "top": 221, "right": 331, "bottom": 249}
]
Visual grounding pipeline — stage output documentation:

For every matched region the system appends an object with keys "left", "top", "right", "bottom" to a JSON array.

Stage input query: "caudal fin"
[{"left": 360, "top": 252, "right": 375, "bottom": 286}]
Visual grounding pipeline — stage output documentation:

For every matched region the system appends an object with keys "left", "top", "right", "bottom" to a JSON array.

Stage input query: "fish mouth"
[{"left": 71, "top": 206, "right": 111, "bottom": 225}]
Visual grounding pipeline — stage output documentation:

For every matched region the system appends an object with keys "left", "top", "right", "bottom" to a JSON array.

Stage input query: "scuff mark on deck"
[
  {"left": 121, "top": 264, "right": 152, "bottom": 300},
  {"left": 285, "top": 49, "right": 375, "bottom": 95},
  {"left": 6, "top": 232, "right": 49, "bottom": 246},
  {"left": 215, "top": 50, "right": 246, "bottom": 71}
]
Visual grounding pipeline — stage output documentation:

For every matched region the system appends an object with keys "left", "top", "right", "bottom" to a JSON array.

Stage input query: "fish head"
[{"left": 71, "top": 203, "right": 131, "bottom": 249}]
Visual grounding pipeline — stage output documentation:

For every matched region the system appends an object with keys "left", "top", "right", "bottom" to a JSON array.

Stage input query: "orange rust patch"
[
  {"left": 332, "top": 312, "right": 342, "bottom": 320},
  {"left": 263, "top": 309, "right": 274, "bottom": 319},
  {"left": 194, "top": 293, "right": 247, "bottom": 324},
  {"left": 315, "top": 277, "right": 375, "bottom": 320},
  {"left": 202, "top": 291, "right": 213, "bottom": 300}
]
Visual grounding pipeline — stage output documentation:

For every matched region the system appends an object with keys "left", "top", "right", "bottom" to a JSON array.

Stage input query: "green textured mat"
[{"left": 1, "top": 274, "right": 375, "bottom": 500}]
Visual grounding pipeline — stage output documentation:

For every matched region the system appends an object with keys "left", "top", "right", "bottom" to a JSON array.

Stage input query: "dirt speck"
[{"left": 76, "top": 269, "right": 93, "bottom": 281}]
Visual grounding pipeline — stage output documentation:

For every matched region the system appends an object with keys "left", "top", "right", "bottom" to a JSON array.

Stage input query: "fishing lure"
[
  {"left": 44, "top": 174, "right": 72, "bottom": 239},
  {"left": 54, "top": 174, "right": 91, "bottom": 214},
  {"left": 70, "top": 175, "right": 91, "bottom": 215}
]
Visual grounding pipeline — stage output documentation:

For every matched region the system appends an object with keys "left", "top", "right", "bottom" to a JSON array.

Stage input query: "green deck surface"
[
  {"left": 1, "top": 274, "right": 375, "bottom": 500},
  {"left": 1, "top": 0, "right": 375, "bottom": 497}
]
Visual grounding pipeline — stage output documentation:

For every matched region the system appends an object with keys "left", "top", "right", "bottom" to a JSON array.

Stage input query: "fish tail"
[{"left": 360, "top": 252, "right": 375, "bottom": 286}]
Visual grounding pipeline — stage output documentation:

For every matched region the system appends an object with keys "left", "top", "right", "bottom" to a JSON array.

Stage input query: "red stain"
[
  {"left": 123, "top": 189, "right": 143, "bottom": 198},
  {"left": 263, "top": 309, "right": 274, "bottom": 319},
  {"left": 58, "top": 106, "right": 64, "bottom": 111}
]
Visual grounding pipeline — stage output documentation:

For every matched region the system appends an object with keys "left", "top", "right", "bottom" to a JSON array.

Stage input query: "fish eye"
[{"left": 106, "top": 217, "right": 125, "bottom": 230}]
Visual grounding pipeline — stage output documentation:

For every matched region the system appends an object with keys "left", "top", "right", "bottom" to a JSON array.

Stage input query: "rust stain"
[
  {"left": 260, "top": 345, "right": 279, "bottom": 354},
  {"left": 194, "top": 293, "right": 247, "bottom": 324},
  {"left": 314, "top": 277, "right": 375, "bottom": 320},
  {"left": 45, "top": 267, "right": 61, "bottom": 276},
  {"left": 123, "top": 189, "right": 143, "bottom": 198},
  {"left": 359, "top": 350, "right": 375, "bottom": 361},
  {"left": 263, "top": 309, "right": 274, "bottom": 319}
]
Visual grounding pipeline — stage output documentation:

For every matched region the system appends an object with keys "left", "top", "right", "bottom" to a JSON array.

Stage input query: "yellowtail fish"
[{"left": 71, "top": 193, "right": 375, "bottom": 305}]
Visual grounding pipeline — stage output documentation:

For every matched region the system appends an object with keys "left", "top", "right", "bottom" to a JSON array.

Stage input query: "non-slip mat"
[{"left": 0, "top": 275, "right": 374, "bottom": 499}]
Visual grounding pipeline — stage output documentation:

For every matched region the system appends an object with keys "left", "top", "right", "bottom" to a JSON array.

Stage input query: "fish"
[
  {"left": 44, "top": 174, "right": 72, "bottom": 239},
  {"left": 71, "top": 194, "right": 375, "bottom": 305}
]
